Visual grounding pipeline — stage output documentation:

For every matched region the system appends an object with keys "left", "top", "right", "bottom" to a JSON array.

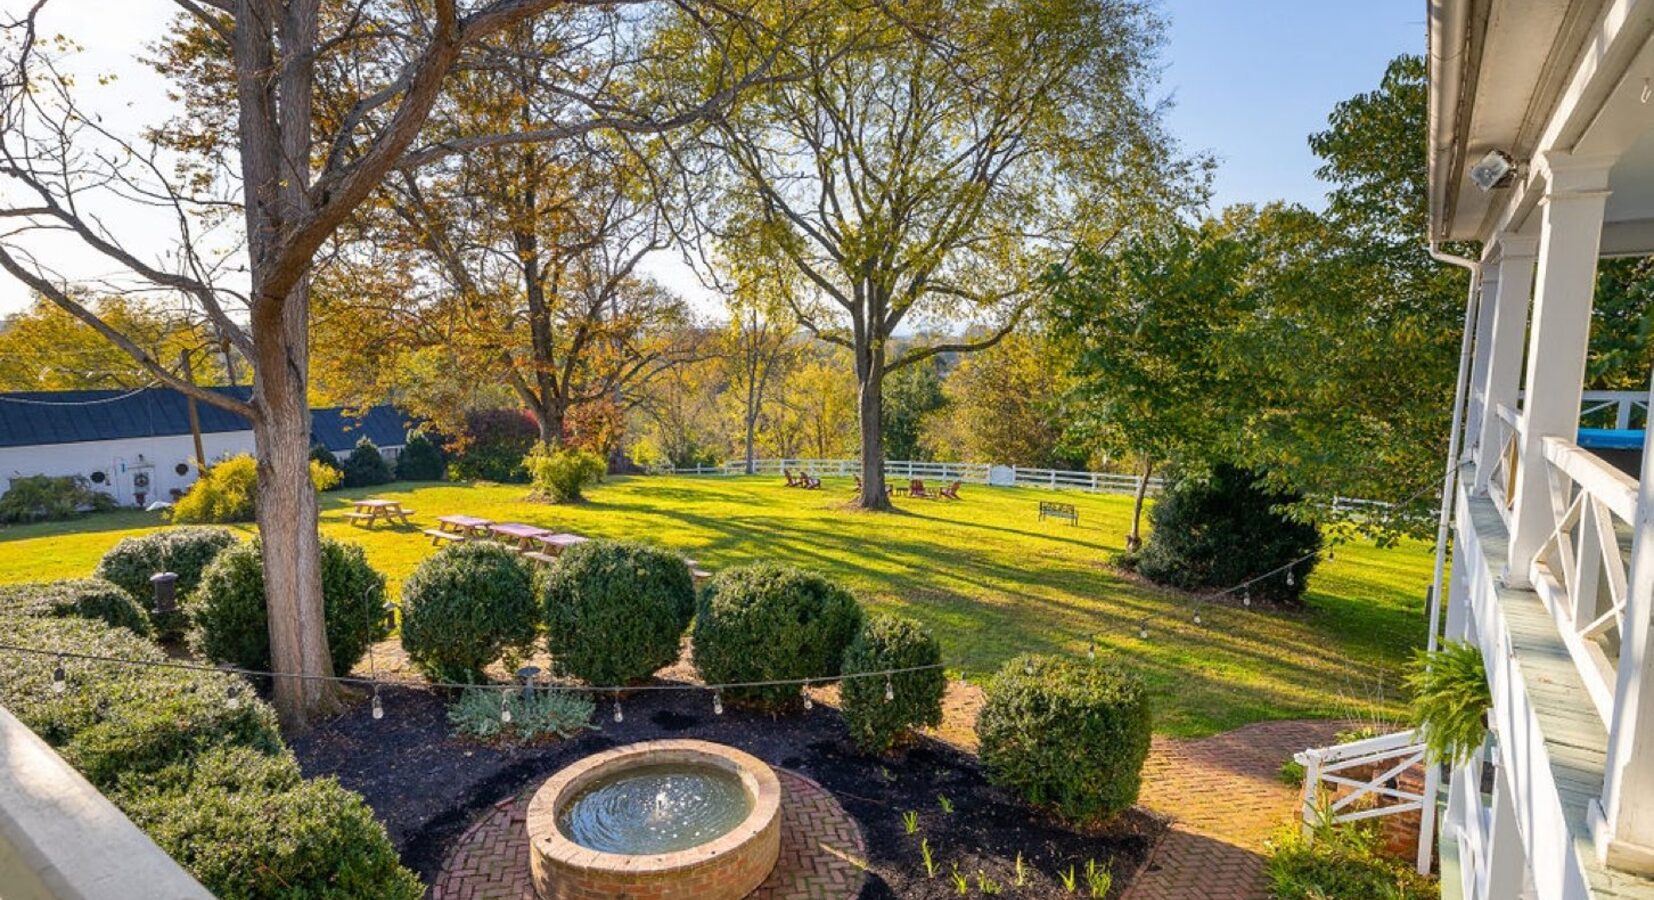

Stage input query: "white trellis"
[{"left": 1294, "top": 729, "right": 1432, "bottom": 874}]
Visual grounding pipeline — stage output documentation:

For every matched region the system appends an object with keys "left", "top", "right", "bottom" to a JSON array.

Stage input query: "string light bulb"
[
  {"left": 1087, "top": 639, "right": 1096, "bottom": 661},
  {"left": 713, "top": 690, "right": 724, "bottom": 716},
  {"left": 1286, "top": 569, "right": 1295, "bottom": 587},
  {"left": 499, "top": 690, "right": 513, "bottom": 724},
  {"left": 613, "top": 697, "right": 624, "bottom": 723},
  {"left": 1193, "top": 611, "right": 1203, "bottom": 626},
  {"left": 884, "top": 674, "right": 895, "bottom": 703},
  {"left": 1024, "top": 658, "right": 1034, "bottom": 676},
  {"left": 1138, "top": 621, "right": 1150, "bottom": 640},
  {"left": 226, "top": 682, "right": 242, "bottom": 710},
  {"left": 1243, "top": 589, "right": 1252, "bottom": 607},
  {"left": 51, "top": 656, "right": 66, "bottom": 694},
  {"left": 801, "top": 683, "right": 813, "bottom": 710},
  {"left": 371, "top": 687, "right": 384, "bottom": 721}
]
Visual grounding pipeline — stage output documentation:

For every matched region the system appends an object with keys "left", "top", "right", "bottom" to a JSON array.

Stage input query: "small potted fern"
[{"left": 1404, "top": 640, "right": 1492, "bottom": 764}]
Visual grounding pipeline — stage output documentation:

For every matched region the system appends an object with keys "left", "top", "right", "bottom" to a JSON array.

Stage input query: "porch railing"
[
  {"left": 1530, "top": 435, "right": 1637, "bottom": 725},
  {"left": 1293, "top": 729, "right": 1431, "bottom": 874},
  {"left": 1486, "top": 403, "right": 1522, "bottom": 527},
  {"left": 1580, "top": 389, "right": 1650, "bottom": 430}
]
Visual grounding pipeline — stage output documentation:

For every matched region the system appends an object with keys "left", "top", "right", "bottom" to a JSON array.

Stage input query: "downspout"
[
  {"left": 1425, "top": 242, "right": 1482, "bottom": 655},
  {"left": 1417, "top": 240, "right": 1481, "bottom": 877}
]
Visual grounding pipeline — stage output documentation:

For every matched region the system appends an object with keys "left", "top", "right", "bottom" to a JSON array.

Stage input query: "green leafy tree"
[{"left": 881, "top": 358, "right": 945, "bottom": 461}]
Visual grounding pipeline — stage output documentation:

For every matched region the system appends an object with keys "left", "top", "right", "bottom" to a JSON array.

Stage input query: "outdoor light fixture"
[
  {"left": 150, "top": 571, "right": 179, "bottom": 617},
  {"left": 1469, "top": 149, "right": 1518, "bottom": 191}
]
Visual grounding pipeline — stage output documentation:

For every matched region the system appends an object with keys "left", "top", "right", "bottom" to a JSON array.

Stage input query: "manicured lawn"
[{"left": 0, "top": 475, "right": 1432, "bottom": 737}]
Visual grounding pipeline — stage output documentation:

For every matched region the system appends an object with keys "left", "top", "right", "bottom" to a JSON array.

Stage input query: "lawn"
[{"left": 0, "top": 474, "right": 1432, "bottom": 737}]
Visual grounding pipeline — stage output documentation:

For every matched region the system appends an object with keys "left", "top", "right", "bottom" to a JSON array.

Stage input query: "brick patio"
[
  {"left": 432, "top": 767, "right": 867, "bottom": 900},
  {"left": 1123, "top": 719, "right": 1352, "bottom": 900}
]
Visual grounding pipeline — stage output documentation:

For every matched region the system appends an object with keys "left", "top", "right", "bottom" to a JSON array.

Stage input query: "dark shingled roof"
[{"left": 0, "top": 386, "right": 410, "bottom": 452}]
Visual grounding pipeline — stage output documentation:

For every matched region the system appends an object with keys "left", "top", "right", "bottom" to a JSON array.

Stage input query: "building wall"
[{"left": 0, "top": 431, "right": 257, "bottom": 506}]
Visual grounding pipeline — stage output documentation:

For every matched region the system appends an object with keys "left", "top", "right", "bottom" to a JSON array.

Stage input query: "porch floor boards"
[{"left": 1467, "top": 491, "right": 1654, "bottom": 898}]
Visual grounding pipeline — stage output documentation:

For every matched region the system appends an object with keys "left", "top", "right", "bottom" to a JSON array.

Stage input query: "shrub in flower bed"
[
  {"left": 189, "top": 537, "right": 388, "bottom": 676},
  {"left": 0, "top": 603, "right": 421, "bottom": 899},
  {"left": 1266, "top": 820, "right": 1435, "bottom": 899},
  {"left": 976, "top": 655, "right": 1152, "bottom": 826},
  {"left": 169, "top": 455, "right": 341, "bottom": 524},
  {"left": 840, "top": 613, "right": 946, "bottom": 754},
  {"left": 693, "top": 563, "right": 863, "bottom": 710},
  {"left": 0, "top": 473, "right": 116, "bottom": 523},
  {"left": 0, "top": 578, "right": 150, "bottom": 635},
  {"left": 400, "top": 540, "right": 538, "bottom": 682},
  {"left": 447, "top": 686, "right": 596, "bottom": 741},
  {"left": 541, "top": 540, "right": 694, "bottom": 685},
  {"left": 96, "top": 526, "right": 239, "bottom": 638}
]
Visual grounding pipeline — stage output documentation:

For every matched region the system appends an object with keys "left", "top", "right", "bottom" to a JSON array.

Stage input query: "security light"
[{"left": 1470, "top": 150, "right": 1518, "bottom": 191}]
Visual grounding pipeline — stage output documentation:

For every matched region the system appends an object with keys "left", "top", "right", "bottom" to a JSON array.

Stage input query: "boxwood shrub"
[
  {"left": 693, "top": 563, "right": 863, "bottom": 709},
  {"left": 541, "top": 540, "right": 694, "bottom": 685},
  {"left": 400, "top": 541, "right": 538, "bottom": 682},
  {"left": 840, "top": 613, "right": 946, "bottom": 754},
  {"left": 0, "top": 578, "right": 151, "bottom": 635},
  {"left": 114, "top": 746, "right": 424, "bottom": 900},
  {"left": 342, "top": 437, "right": 394, "bottom": 488},
  {"left": 976, "top": 655, "right": 1152, "bottom": 826},
  {"left": 97, "top": 526, "right": 238, "bottom": 637},
  {"left": 396, "top": 428, "right": 446, "bottom": 481},
  {"left": 189, "top": 537, "right": 389, "bottom": 676}
]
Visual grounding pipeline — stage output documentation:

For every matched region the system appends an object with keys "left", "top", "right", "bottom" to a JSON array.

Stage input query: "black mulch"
[{"left": 290, "top": 684, "right": 1163, "bottom": 898}]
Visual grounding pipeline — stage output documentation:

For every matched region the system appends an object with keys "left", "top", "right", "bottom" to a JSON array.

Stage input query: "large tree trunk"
[
  {"left": 744, "top": 410, "right": 758, "bottom": 475},
  {"left": 855, "top": 341, "right": 890, "bottom": 510},
  {"left": 1127, "top": 458, "right": 1155, "bottom": 552},
  {"left": 251, "top": 278, "right": 339, "bottom": 732}
]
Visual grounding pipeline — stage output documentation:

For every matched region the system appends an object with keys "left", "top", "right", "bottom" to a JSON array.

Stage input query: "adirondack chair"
[
  {"left": 908, "top": 479, "right": 930, "bottom": 498},
  {"left": 938, "top": 480, "right": 963, "bottom": 500},
  {"left": 784, "top": 468, "right": 801, "bottom": 487},
  {"left": 799, "top": 471, "right": 822, "bottom": 489}
]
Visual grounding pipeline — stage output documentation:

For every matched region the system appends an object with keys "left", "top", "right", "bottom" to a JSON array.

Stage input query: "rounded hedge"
[
  {"left": 976, "top": 655, "right": 1151, "bottom": 826},
  {"left": 1136, "top": 463, "right": 1322, "bottom": 605},
  {"left": 342, "top": 437, "right": 393, "bottom": 488},
  {"left": 96, "top": 526, "right": 238, "bottom": 637},
  {"left": 542, "top": 540, "right": 694, "bottom": 685},
  {"left": 396, "top": 429, "right": 445, "bottom": 481},
  {"left": 400, "top": 541, "right": 538, "bottom": 683},
  {"left": 693, "top": 563, "right": 863, "bottom": 710},
  {"left": 0, "top": 578, "right": 151, "bottom": 635},
  {"left": 840, "top": 613, "right": 946, "bottom": 754},
  {"left": 188, "top": 537, "right": 389, "bottom": 677}
]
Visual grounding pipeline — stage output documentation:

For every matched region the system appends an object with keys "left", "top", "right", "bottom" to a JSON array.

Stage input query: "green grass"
[{"left": 0, "top": 475, "right": 1431, "bottom": 737}]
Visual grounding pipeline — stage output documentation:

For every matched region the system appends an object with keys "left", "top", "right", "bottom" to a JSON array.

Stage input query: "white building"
[
  {"left": 1430, "top": 1, "right": 1654, "bottom": 897},
  {"left": 0, "top": 386, "right": 409, "bottom": 507}
]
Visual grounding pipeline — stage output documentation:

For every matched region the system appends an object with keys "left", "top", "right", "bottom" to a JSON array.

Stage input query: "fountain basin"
[{"left": 526, "top": 740, "right": 782, "bottom": 900}]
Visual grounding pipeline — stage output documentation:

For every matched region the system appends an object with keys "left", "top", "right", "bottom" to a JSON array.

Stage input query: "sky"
[{"left": 0, "top": 0, "right": 1424, "bottom": 317}]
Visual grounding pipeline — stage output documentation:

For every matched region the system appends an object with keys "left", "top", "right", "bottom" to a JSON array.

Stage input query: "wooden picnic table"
[
  {"left": 422, "top": 514, "right": 494, "bottom": 545},
  {"left": 344, "top": 498, "right": 414, "bottom": 527},
  {"left": 533, "top": 533, "right": 590, "bottom": 555},
  {"left": 488, "top": 522, "right": 551, "bottom": 551}
]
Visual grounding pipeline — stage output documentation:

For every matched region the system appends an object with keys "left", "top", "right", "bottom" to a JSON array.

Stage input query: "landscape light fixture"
[{"left": 1469, "top": 149, "right": 1518, "bottom": 191}]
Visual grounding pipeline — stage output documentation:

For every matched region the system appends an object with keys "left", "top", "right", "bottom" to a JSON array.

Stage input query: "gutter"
[
  {"left": 1425, "top": 241, "right": 1482, "bottom": 655},
  {"left": 1428, "top": 0, "right": 1472, "bottom": 242}
]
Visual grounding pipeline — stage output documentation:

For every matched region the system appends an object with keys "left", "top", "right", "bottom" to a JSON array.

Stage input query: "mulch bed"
[{"left": 290, "top": 681, "right": 1162, "bottom": 898}]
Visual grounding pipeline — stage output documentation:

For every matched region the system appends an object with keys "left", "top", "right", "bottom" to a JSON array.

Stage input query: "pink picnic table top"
[
  {"left": 489, "top": 522, "right": 550, "bottom": 539},
  {"left": 534, "top": 533, "right": 589, "bottom": 550},
  {"left": 438, "top": 514, "right": 493, "bottom": 528}
]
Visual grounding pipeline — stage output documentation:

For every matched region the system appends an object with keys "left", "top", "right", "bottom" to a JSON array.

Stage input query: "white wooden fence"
[
  {"left": 657, "top": 458, "right": 1162, "bottom": 496},
  {"left": 1294, "top": 728, "right": 1432, "bottom": 874}
]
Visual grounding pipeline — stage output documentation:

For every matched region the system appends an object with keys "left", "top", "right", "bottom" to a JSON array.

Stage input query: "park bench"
[
  {"left": 522, "top": 551, "right": 559, "bottom": 566},
  {"left": 1038, "top": 500, "right": 1078, "bottom": 525}
]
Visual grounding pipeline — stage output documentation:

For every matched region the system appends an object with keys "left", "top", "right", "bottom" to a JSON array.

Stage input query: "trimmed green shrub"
[
  {"left": 400, "top": 541, "right": 538, "bottom": 682},
  {"left": 1136, "top": 463, "right": 1322, "bottom": 604},
  {"left": 448, "top": 687, "right": 596, "bottom": 741},
  {"left": 693, "top": 563, "right": 863, "bottom": 709},
  {"left": 189, "top": 537, "right": 388, "bottom": 676},
  {"left": 114, "top": 746, "right": 424, "bottom": 900},
  {"left": 449, "top": 408, "right": 537, "bottom": 483},
  {"left": 542, "top": 540, "right": 694, "bottom": 685},
  {"left": 0, "top": 473, "right": 116, "bottom": 523},
  {"left": 170, "top": 455, "right": 340, "bottom": 524},
  {"left": 0, "top": 578, "right": 151, "bottom": 635},
  {"left": 840, "top": 613, "right": 946, "bottom": 754},
  {"left": 1405, "top": 640, "right": 1491, "bottom": 764},
  {"left": 0, "top": 614, "right": 282, "bottom": 787},
  {"left": 396, "top": 428, "right": 445, "bottom": 481},
  {"left": 309, "top": 442, "right": 345, "bottom": 488},
  {"left": 342, "top": 437, "right": 393, "bottom": 488},
  {"left": 97, "top": 526, "right": 238, "bottom": 638},
  {"left": 976, "top": 655, "right": 1151, "bottom": 825},
  {"left": 525, "top": 443, "right": 606, "bottom": 502},
  {"left": 1266, "top": 820, "right": 1435, "bottom": 899}
]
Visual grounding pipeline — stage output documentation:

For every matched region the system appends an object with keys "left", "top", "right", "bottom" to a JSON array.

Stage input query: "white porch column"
[
  {"left": 1594, "top": 370, "right": 1654, "bottom": 874},
  {"left": 1472, "top": 237, "right": 1539, "bottom": 494},
  {"left": 1464, "top": 268, "right": 1500, "bottom": 463},
  {"left": 1505, "top": 157, "right": 1611, "bottom": 585}
]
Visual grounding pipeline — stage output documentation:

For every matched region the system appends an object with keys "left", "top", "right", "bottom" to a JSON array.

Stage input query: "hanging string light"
[
  {"left": 1087, "top": 639, "right": 1096, "bottom": 662},
  {"left": 712, "top": 690, "right": 724, "bottom": 716},
  {"left": 51, "top": 655, "right": 66, "bottom": 694},
  {"left": 1023, "top": 658, "right": 1034, "bottom": 676},
  {"left": 219, "top": 664, "right": 241, "bottom": 710},
  {"left": 884, "top": 674, "right": 895, "bottom": 703},
  {"left": 1243, "top": 589, "right": 1252, "bottom": 607},
  {"left": 800, "top": 683, "right": 813, "bottom": 711},
  {"left": 1138, "top": 620, "right": 1150, "bottom": 640},
  {"left": 1192, "top": 611, "right": 1203, "bottom": 626},
  {"left": 612, "top": 695, "right": 624, "bottom": 724},
  {"left": 499, "top": 688, "right": 513, "bottom": 724},
  {"left": 371, "top": 686, "right": 384, "bottom": 721}
]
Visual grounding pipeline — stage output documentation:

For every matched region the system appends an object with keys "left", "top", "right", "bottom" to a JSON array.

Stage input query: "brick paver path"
[
  {"left": 432, "top": 768, "right": 867, "bottom": 899},
  {"left": 1123, "top": 719, "right": 1351, "bottom": 900}
]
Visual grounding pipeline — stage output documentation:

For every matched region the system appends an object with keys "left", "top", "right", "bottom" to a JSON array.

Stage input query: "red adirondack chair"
[
  {"left": 800, "top": 471, "right": 822, "bottom": 489},
  {"left": 938, "top": 480, "right": 963, "bottom": 500},
  {"left": 909, "top": 479, "right": 930, "bottom": 498},
  {"left": 784, "top": 468, "right": 801, "bottom": 487}
]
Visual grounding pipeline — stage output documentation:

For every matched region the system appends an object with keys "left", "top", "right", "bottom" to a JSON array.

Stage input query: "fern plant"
[{"left": 1404, "top": 640, "right": 1491, "bottom": 764}]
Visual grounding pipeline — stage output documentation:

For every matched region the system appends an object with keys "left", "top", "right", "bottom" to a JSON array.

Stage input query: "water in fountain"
[{"left": 557, "top": 764, "right": 753, "bottom": 854}]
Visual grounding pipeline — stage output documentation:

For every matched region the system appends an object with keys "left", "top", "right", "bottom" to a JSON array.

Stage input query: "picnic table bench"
[
  {"left": 344, "top": 499, "right": 415, "bottom": 527},
  {"left": 422, "top": 515, "right": 493, "bottom": 545},
  {"left": 522, "top": 532, "right": 590, "bottom": 565},
  {"left": 1038, "top": 500, "right": 1078, "bottom": 525},
  {"left": 488, "top": 522, "right": 551, "bottom": 552}
]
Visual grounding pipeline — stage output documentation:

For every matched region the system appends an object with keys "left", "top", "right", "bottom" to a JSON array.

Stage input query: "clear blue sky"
[{"left": 1158, "top": 0, "right": 1425, "bottom": 212}]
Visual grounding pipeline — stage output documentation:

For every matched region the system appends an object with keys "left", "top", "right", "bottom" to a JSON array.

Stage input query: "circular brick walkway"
[
  {"left": 1123, "top": 719, "right": 1352, "bottom": 900},
  {"left": 432, "top": 768, "right": 867, "bottom": 900}
]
